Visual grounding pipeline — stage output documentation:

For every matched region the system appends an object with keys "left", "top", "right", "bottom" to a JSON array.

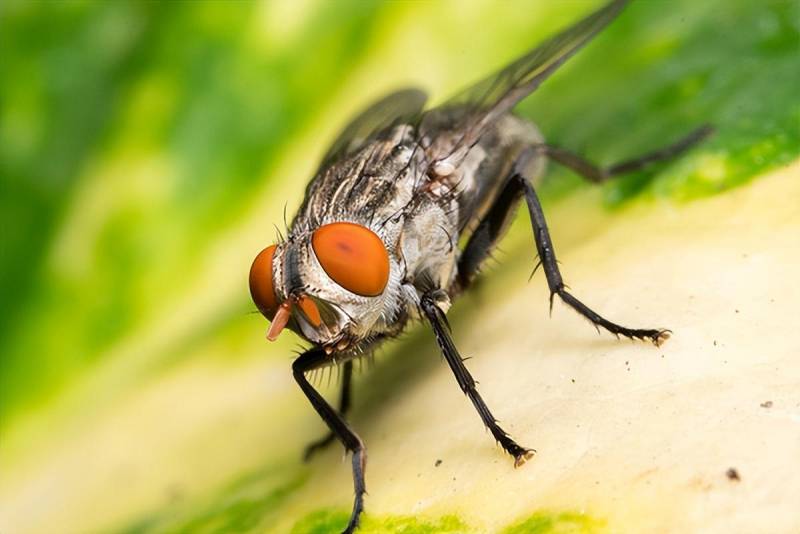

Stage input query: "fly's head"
[{"left": 249, "top": 222, "right": 402, "bottom": 353}]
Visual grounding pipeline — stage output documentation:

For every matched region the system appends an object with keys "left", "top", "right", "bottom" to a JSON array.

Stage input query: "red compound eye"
[
  {"left": 249, "top": 245, "right": 279, "bottom": 319},
  {"left": 312, "top": 222, "right": 390, "bottom": 297}
]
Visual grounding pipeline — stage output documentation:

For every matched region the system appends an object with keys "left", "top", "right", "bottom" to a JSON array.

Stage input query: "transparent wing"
[
  {"left": 423, "top": 0, "right": 627, "bottom": 151},
  {"left": 317, "top": 88, "right": 428, "bottom": 171}
]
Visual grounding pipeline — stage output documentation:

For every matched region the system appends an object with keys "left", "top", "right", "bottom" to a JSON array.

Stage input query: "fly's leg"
[
  {"left": 540, "top": 124, "right": 713, "bottom": 183},
  {"left": 420, "top": 293, "right": 535, "bottom": 467},
  {"left": 293, "top": 350, "right": 366, "bottom": 534},
  {"left": 515, "top": 172, "right": 669, "bottom": 345},
  {"left": 303, "top": 360, "right": 354, "bottom": 461},
  {"left": 453, "top": 175, "right": 524, "bottom": 295}
]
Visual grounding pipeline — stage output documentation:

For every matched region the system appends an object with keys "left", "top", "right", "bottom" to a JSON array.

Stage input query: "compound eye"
[
  {"left": 249, "top": 245, "right": 279, "bottom": 318},
  {"left": 312, "top": 222, "right": 390, "bottom": 297}
]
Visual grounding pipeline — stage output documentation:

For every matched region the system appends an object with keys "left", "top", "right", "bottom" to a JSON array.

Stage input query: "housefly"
[{"left": 248, "top": 1, "right": 711, "bottom": 531}]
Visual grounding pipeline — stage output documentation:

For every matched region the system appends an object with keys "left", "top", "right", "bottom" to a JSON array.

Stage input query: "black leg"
[
  {"left": 541, "top": 125, "right": 713, "bottom": 183},
  {"left": 454, "top": 176, "right": 524, "bottom": 295},
  {"left": 303, "top": 360, "right": 354, "bottom": 461},
  {"left": 420, "top": 293, "right": 535, "bottom": 467},
  {"left": 516, "top": 174, "right": 670, "bottom": 346},
  {"left": 293, "top": 350, "right": 365, "bottom": 534}
]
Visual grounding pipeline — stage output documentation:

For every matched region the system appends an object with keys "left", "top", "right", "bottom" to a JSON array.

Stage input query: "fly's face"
[{"left": 249, "top": 222, "right": 401, "bottom": 351}]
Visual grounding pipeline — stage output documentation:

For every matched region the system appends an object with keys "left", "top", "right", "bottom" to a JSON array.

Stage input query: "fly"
[{"left": 248, "top": 1, "right": 711, "bottom": 532}]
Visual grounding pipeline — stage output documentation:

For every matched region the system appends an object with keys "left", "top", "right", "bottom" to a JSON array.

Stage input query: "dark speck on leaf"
[
  {"left": 726, "top": 468, "right": 741, "bottom": 481},
  {"left": 435, "top": 459, "right": 442, "bottom": 467},
  {"left": 760, "top": 400, "right": 773, "bottom": 408}
]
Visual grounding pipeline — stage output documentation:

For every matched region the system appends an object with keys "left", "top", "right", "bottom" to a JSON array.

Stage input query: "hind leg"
[
  {"left": 455, "top": 124, "right": 712, "bottom": 292},
  {"left": 453, "top": 174, "right": 525, "bottom": 295},
  {"left": 539, "top": 125, "right": 713, "bottom": 183}
]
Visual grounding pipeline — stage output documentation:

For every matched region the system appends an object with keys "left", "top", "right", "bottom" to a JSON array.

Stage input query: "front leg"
[
  {"left": 293, "top": 349, "right": 366, "bottom": 534},
  {"left": 303, "top": 360, "right": 354, "bottom": 461},
  {"left": 420, "top": 292, "right": 534, "bottom": 467}
]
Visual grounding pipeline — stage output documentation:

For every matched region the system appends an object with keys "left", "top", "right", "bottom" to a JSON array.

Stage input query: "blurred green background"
[{"left": 0, "top": 0, "right": 798, "bottom": 533}]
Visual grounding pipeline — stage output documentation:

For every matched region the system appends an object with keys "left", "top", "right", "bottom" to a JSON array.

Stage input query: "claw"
[
  {"left": 652, "top": 329, "right": 671, "bottom": 347},
  {"left": 514, "top": 449, "right": 536, "bottom": 468}
]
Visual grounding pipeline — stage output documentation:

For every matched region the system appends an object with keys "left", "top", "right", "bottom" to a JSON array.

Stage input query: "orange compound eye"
[
  {"left": 312, "top": 222, "right": 390, "bottom": 297},
  {"left": 249, "top": 245, "right": 279, "bottom": 319}
]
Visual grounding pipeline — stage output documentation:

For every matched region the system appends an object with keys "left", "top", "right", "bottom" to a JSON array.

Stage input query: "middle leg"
[{"left": 515, "top": 173, "right": 670, "bottom": 345}]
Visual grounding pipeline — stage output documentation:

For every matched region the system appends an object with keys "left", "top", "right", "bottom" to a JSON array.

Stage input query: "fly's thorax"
[
  {"left": 294, "top": 125, "right": 425, "bottom": 232},
  {"left": 272, "top": 225, "right": 405, "bottom": 349}
]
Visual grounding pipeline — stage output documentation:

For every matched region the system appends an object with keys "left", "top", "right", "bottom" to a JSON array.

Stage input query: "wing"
[
  {"left": 423, "top": 0, "right": 627, "bottom": 153},
  {"left": 317, "top": 88, "right": 428, "bottom": 172}
]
